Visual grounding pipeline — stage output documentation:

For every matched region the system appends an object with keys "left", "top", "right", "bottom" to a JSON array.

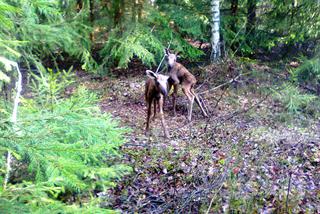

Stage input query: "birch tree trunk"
[
  {"left": 0, "top": 57, "right": 22, "bottom": 190},
  {"left": 210, "top": 0, "right": 221, "bottom": 61}
]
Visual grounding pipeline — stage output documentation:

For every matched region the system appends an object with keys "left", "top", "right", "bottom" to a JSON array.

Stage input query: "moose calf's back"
[
  {"left": 145, "top": 78, "right": 158, "bottom": 101},
  {"left": 169, "top": 62, "right": 196, "bottom": 86}
]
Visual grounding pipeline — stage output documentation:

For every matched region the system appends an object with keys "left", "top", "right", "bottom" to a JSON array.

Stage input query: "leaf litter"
[{"left": 79, "top": 62, "right": 319, "bottom": 213}]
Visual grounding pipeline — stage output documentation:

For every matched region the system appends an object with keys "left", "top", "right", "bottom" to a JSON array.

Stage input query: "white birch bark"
[
  {"left": 210, "top": 0, "right": 221, "bottom": 61},
  {"left": 0, "top": 56, "right": 22, "bottom": 190}
]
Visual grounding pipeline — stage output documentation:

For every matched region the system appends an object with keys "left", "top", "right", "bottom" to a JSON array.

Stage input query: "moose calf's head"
[
  {"left": 146, "top": 70, "right": 169, "bottom": 96},
  {"left": 164, "top": 48, "right": 178, "bottom": 68}
]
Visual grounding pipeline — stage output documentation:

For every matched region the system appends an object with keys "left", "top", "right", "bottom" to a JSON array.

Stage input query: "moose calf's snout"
[
  {"left": 156, "top": 74, "right": 170, "bottom": 96},
  {"left": 167, "top": 55, "right": 176, "bottom": 67}
]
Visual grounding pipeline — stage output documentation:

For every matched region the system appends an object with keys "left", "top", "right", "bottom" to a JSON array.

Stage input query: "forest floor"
[{"left": 78, "top": 60, "right": 319, "bottom": 213}]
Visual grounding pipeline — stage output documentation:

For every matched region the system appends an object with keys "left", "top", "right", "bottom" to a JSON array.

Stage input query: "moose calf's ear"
[
  {"left": 146, "top": 70, "right": 157, "bottom": 79},
  {"left": 165, "top": 48, "right": 171, "bottom": 55},
  {"left": 164, "top": 49, "right": 168, "bottom": 56}
]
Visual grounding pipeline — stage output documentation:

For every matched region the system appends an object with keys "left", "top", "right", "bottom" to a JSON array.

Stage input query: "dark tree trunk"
[
  {"left": 246, "top": 0, "right": 257, "bottom": 37},
  {"left": 113, "top": 0, "right": 124, "bottom": 27},
  {"left": 231, "top": 0, "right": 238, "bottom": 16},
  {"left": 101, "top": 0, "right": 109, "bottom": 8},
  {"left": 290, "top": 0, "right": 297, "bottom": 26},
  {"left": 231, "top": 0, "right": 238, "bottom": 32},
  {"left": 1, "top": 83, "right": 10, "bottom": 102},
  {"left": 132, "top": 0, "right": 137, "bottom": 22},
  {"left": 132, "top": 0, "right": 143, "bottom": 22},
  {"left": 230, "top": 0, "right": 238, "bottom": 51},
  {"left": 113, "top": 0, "right": 120, "bottom": 26},
  {"left": 89, "top": 0, "right": 95, "bottom": 41},
  {"left": 138, "top": 0, "right": 143, "bottom": 22},
  {"left": 89, "top": 0, "right": 94, "bottom": 23},
  {"left": 76, "top": 0, "right": 83, "bottom": 12}
]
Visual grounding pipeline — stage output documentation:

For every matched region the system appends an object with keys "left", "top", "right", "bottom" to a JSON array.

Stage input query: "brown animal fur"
[
  {"left": 145, "top": 70, "right": 170, "bottom": 138},
  {"left": 165, "top": 49, "right": 208, "bottom": 121}
]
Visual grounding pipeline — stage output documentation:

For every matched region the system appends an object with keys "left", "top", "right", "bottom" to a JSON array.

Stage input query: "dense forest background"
[{"left": 0, "top": 0, "right": 319, "bottom": 213}]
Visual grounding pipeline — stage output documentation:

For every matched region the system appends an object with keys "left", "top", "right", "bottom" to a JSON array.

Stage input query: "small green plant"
[
  {"left": 0, "top": 67, "right": 131, "bottom": 212},
  {"left": 291, "top": 56, "right": 320, "bottom": 88},
  {"left": 272, "top": 83, "right": 316, "bottom": 113},
  {"left": 29, "top": 64, "right": 75, "bottom": 108}
]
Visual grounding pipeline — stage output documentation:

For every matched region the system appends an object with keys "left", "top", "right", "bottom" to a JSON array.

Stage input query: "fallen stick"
[{"left": 198, "top": 72, "right": 250, "bottom": 95}]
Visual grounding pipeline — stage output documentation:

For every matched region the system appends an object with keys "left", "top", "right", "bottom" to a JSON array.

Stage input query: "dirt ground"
[{"left": 79, "top": 61, "right": 320, "bottom": 213}]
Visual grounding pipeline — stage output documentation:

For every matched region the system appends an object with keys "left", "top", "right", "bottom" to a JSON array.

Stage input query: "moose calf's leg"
[
  {"left": 189, "top": 95, "right": 195, "bottom": 121},
  {"left": 182, "top": 86, "right": 194, "bottom": 121},
  {"left": 152, "top": 99, "right": 157, "bottom": 120},
  {"left": 159, "top": 96, "right": 170, "bottom": 138},
  {"left": 172, "top": 85, "right": 178, "bottom": 116},
  {"left": 146, "top": 100, "right": 152, "bottom": 134}
]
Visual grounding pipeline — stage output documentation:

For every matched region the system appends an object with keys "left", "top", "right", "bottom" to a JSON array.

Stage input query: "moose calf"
[
  {"left": 145, "top": 70, "right": 170, "bottom": 138},
  {"left": 165, "top": 49, "right": 208, "bottom": 121}
]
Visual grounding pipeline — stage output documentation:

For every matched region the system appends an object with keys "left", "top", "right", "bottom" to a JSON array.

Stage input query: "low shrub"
[{"left": 0, "top": 68, "right": 130, "bottom": 212}]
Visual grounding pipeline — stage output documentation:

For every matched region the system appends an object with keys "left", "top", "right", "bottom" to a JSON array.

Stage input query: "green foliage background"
[
  {"left": 1, "top": 0, "right": 319, "bottom": 72},
  {"left": 0, "top": 0, "right": 319, "bottom": 212}
]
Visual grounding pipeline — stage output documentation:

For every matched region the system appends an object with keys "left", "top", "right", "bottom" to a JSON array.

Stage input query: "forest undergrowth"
[
  {"left": 0, "top": 0, "right": 319, "bottom": 212},
  {"left": 77, "top": 59, "right": 320, "bottom": 213}
]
